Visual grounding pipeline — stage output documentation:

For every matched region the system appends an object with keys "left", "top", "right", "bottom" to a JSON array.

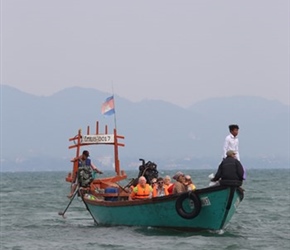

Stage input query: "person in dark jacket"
[{"left": 211, "top": 150, "right": 244, "bottom": 183}]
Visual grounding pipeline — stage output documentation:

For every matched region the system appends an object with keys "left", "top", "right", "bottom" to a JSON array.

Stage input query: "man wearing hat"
[
  {"left": 211, "top": 150, "right": 244, "bottom": 183},
  {"left": 172, "top": 171, "right": 187, "bottom": 194},
  {"left": 68, "top": 150, "right": 103, "bottom": 198},
  {"left": 77, "top": 150, "right": 103, "bottom": 175}
]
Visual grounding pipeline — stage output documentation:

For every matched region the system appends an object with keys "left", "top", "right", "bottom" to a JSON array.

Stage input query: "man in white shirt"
[
  {"left": 223, "top": 124, "right": 246, "bottom": 180},
  {"left": 223, "top": 124, "right": 240, "bottom": 161}
]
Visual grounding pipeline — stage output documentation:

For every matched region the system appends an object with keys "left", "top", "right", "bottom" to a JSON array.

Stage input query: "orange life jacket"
[
  {"left": 131, "top": 184, "right": 152, "bottom": 199},
  {"left": 152, "top": 186, "right": 169, "bottom": 197},
  {"left": 167, "top": 184, "right": 174, "bottom": 194}
]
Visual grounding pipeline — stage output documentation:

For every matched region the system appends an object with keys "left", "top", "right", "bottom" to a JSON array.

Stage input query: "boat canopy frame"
[{"left": 66, "top": 121, "right": 127, "bottom": 185}]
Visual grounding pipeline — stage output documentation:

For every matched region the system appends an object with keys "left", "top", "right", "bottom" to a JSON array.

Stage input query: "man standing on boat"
[
  {"left": 223, "top": 124, "right": 246, "bottom": 179},
  {"left": 223, "top": 124, "right": 240, "bottom": 160}
]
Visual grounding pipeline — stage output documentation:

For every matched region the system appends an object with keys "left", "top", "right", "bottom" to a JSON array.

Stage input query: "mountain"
[{"left": 1, "top": 85, "right": 289, "bottom": 171}]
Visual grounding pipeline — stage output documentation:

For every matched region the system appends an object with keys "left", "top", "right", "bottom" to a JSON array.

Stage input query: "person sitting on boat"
[
  {"left": 163, "top": 175, "right": 173, "bottom": 191},
  {"left": 211, "top": 150, "right": 244, "bottom": 184},
  {"left": 73, "top": 150, "right": 103, "bottom": 176},
  {"left": 172, "top": 171, "right": 187, "bottom": 194},
  {"left": 130, "top": 176, "right": 153, "bottom": 200},
  {"left": 184, "top": 175, "right": 196, "bottom": 191},
  {"left": 152, "top": 177, "right": 169, "bottom": 197},
  {"left": 150, "top": 178, "right": 157, "bottom": 189}
]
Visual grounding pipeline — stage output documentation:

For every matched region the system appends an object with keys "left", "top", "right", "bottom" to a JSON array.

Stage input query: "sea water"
[{"left": 0, "top": 169, "right": 289, "bottom": 250}]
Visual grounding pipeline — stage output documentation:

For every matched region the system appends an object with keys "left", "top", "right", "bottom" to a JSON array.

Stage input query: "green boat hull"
[{"left": 83, "top": 184, "right": 244, "bottom": 231}]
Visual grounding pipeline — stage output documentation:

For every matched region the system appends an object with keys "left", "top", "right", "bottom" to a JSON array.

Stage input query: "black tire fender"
[{"left": 175, "top": 192, "right": 202, "bottom": 219}]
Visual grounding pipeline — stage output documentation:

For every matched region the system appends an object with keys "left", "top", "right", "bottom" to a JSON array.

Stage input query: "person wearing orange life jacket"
[
  {"left": 152, "top": 177, "right": 169, "bottom": 197},
  {"left": 164, "top": 175, "right": 173, "bottom": 191},
  {"left": 150, "top": 178, "right": 157, "bottom": 190},
  {"left": 130, "top": 176, "right": 153, "bottom": 200}
]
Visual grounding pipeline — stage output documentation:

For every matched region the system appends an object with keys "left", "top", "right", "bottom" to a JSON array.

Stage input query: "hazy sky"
[{"left": 1, "top": 0, "right": 289, "bottom": 107}]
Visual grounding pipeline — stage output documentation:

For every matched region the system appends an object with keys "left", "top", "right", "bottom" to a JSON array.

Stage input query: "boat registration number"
[
  {"left": 81, "top": 134, "right": 114, "bottom": 144},
  {"left": 201, "top": 197, "right": 211, "bottom": 207}
]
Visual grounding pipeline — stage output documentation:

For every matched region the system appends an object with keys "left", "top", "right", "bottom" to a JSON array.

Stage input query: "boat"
[{"left": 61, "top": 120, "right": 244, "bottom": 231}]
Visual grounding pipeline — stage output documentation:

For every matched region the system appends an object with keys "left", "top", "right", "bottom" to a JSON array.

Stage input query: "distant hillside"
[{"left": 1, "top": 85, "right": 289, "bottom": 171}]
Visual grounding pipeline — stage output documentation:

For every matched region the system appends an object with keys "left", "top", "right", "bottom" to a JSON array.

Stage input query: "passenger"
[
  {"left": 151, "top": 178, "right": 157, "bottom": 189},
  {"left": 152, "top": 177, "right": 169, "bottom": 197},
  {"left": 184, "top": 175, "right": 196, "bottom": 191},
  {"left": 130, "top": 176, "right": 153, "bottom": 200},
  {"left": 172, "top": 171, "right": 187, "bottom": 194},
  {"left": 211, "top": 150, "right": 244, "bottom": 184},
  {"left": 164, "top": 175, "right": 173, "bottom": 190}
]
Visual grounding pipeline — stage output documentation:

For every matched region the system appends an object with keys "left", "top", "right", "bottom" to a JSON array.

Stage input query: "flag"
[{"left": 101, "top": 95, "right": 115, "bottom": 116}]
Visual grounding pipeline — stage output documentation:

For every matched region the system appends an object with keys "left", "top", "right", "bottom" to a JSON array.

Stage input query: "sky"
[{"left": 1, "top": 0, "right": 289, "bottom": 108}]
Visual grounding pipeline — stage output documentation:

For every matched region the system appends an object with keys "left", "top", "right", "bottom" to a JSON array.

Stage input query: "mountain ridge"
[{"left": 1, "top": 85, "right": 289, "bottom": 171}]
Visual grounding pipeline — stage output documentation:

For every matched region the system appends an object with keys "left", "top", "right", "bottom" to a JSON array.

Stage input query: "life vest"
[
  {"left": 167, "top": 184, "right": 174, "bottom": 194},
  {"left": 79, "top": 158, "right": 91, "bottom": 167},
  {"left": 131, "top": 184, "right": 152, "bottom": 199},
  {"left": 152, "top": 186, "right": 169, "bottom": 197}
]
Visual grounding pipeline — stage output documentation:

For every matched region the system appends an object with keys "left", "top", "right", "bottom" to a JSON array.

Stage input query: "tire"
[{"left": 175, "top": 192, "right": 201, "bottom": 219}]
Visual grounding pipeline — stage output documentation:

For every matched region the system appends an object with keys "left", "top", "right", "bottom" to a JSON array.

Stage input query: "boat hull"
[{"left": 83, "top": 185, "right": 244, "bottom": 231}]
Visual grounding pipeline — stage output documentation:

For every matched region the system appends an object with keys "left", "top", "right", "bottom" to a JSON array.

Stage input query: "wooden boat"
[{"left": 62, "top": 121, "right": 244, "bottom": 231}]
